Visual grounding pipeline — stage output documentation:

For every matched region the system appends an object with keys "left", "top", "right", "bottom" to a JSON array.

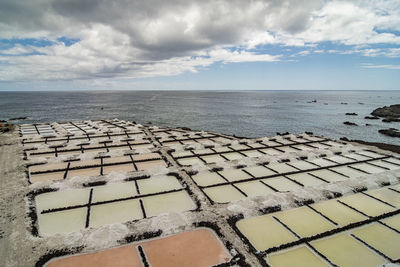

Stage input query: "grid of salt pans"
[
  {"left": 59, "top": 122, "right": 97, "bottom": 134},
  {"left": 171, "top": 134, "right": 335, "bottom": 166},
  {"left": 190, "top": 150, "right": 400, "bottom": 204},
  {"left": 26, "top": 138, "right": 153, "bottom": 159},
  {"left": 35, "top": 174, "right": 196, "bottom": 236},
  {"left": 149, "top": 126, "right": 236, "bottom": 146},
  {"left": 20, "top": 119, "right": 143, "bottom": 144},
  {"left": 20, "top": 124, "right": 56, "bottom": 136},
  {"left": 28, "top": 153, "right": 168, "bottom": 183},
  {"left": 236, "top": 184, "right": 400, "bottom": 266}
]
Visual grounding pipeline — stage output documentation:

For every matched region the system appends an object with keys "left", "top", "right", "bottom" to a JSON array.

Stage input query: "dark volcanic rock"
[
  {"left": 343, "top": 121, "right": 358, "bottom": 126},
  {"left": 364, "top": 116, "right": 379, "bottom": 120},
  {"left": 371, "top": 104, "right": 400, "bottom": 118},
  {"left": 9, "top": 116, "right": 27, "bottom": 120},
  {"left": 379, "top": 128, "right": 400, "bottom": 138},
  {"left": 345, "top": 113, "right": 358, "bottom": 116},
  {"left": 382, "top": 117, "right": 400, "bottom": 123}
]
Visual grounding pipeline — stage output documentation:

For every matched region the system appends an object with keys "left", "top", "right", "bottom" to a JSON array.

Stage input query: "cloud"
[
  {"left": 361, "top": 63, "right": 400, "bottom": 70},
  {"left": 0, "top": 0, "right": 399, "bottom": 82}
]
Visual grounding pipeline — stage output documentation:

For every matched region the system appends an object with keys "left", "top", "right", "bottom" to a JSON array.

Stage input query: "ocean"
[{"left": 0, "top": 90, "right": 399, "bottom": 144}]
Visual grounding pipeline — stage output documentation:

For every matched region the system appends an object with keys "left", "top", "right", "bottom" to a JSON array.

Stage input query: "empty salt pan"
[
  {"left": 339, "top": 193, "right": 395, "bottom": 217},
  {"left": 286, "top": 173, "right": 327, "bottom": 187},
  {"left": 92, "top": 182, "right": 137, "bottom": 203},
  {"left": 310, "top": 199, "right": 366, "bottom": 227},
  {"left": 308, "top": 158, "right": 337, "bottom": 167},
  {"left": 241, "top": 150, "right": 264, "bottom": 158},
  {"left": 262, "top": 176, "right": 302, "bottom": 192},
  {"left": 267, "top": 163, "right": 298, "bottom": 174},
  {"left": 142, "top": 190, "right": 196, "bottom": 217},
  {"left": 277, "top": 146, "right": 299, "bottom": 153},
  {"left": 381, "top": 214, "right": 400, "bottom": 231},
  {"left": 30, "top": 171, "right": 65, "bottom": 183},
  {"left": 200, "top": 154, "right": 225, "bottom": 163},
  {"left": 266, "top": 245, "right": 329, "bottom": 267},
  {"left": 89, "top": 199, "right": 143, "bottom": 228},
  {"left": 103, "top": 156, "right": 132, "bottom": 164},
  {"left": 274, "top": 206, "right": 336, "bottom": 238},
  {"left": 350, "top": 163, "right": 387, "bottom": 174},
  {"left": 308, "top": 143, "right": 330, "bottom": 149},
  {"left": 292, "top": 144, "right": 316, "bottom": 151},
  {"left": 369, "top": 159, "right": 400, "bottom": 170},
  {"left": 177, "top": 157, "right": 203, "bottom": 166},
  {"left": 212, "top": 146, "right": 232, "bottom": 153},
  {"left": 327, "top": 155, "right": 355, "bottom": 164},
  {"left": 322, "top": 141, "right": 344, "bottom": 147},
  {"left": 235, "top": 181, "right": 275, "bottom": 197},
  {"left": 171, "top": 151, "right": 193, "bottom": 158},
  {"left": 356, "top": 150, "right": 385, "bottom": 159},
  {"left": 218, "top": 169, "right": 252, "bottom": 182},
  {"left": 69, "top": 159, "right": 101, "bottom": 168},
  {"left": 236, "top": 215, "right": 297, "bottom": 251},
  {"left": 247, "top": 143, "right": 264, "bottom": 149},
  {"left": 308, "top": 169, "right": 347, "bottom": 182},
  {"left": 259, "top": 148, "right": 282, "bottom": 156},
  {"left": 133, "top": 153, "right": 161, "bottom": 161},
  {"left": 229, "top": 144, "right": 249, "bottom": 150},
  {"left": 352, "top": 223, "right": 400, "bottom": 261},
  {"left": 192, "top": 172, "right": 226, "bottom": 187},
  {"left": 223, "top": 152, "right": 244, "bottom": 161},
  {"left": 384, "top": 157, "right": 400, "bottom": 166},
  {"left": 136, "top": 160, "right": 167, "bottom": 171},
  {"left": 344, "top": 153, "right": 371, "bottom": 161},
  {"left": 103, "top": 163, "right": 135, "bottom": 175},
  {"left": 261, "top": 140, "right": 282, "bottom": 146},
  {"left": 38, "top": 208, "right": 87, "bottom": 236},
  {"left": 203, "top": 185, "right": 245, "bottom": 203},
  {"left": 311, "top": 233, "right": 385, "bottom": 267},
  {"left": 137, "top": 176, "right": 182, "bottom": 195},
  {"left": 276, "top": 139, "right": 294, "bottom": 145},
  {"left": 288, "top": 160, "right": 318, "bottom": 170},
  {"left": 36, "top": 188, "right": 90, "bottom": 212},
  {"left": 243, "top": 166, "right": 275, "bottom": 177},
  {"left": 364, "top": 187, "right": 400, "bottom": 208},
  {"left": 30, "top": 162, "right": 68, "bottom": 173},
  {"left": 67, "top": 167, "right": 101, "bottom": 178},
  {"left": 330, "top": 166, "right": 366, "bottom": 178}
]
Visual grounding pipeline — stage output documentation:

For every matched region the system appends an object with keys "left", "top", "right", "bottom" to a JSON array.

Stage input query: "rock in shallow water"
[
  {"left": 378, "top": 128, "right": 400, "bottom": 138},
  {"left": 371, "top": 104, "right": 400, "bottom": 118},
  {"left": 343, "top": 121, "right": 358, "bottom": 126}
]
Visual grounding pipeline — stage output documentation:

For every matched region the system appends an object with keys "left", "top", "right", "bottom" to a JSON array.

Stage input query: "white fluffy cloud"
[{"left": 0, "top": 0, "right": 399, "bottom": 82}]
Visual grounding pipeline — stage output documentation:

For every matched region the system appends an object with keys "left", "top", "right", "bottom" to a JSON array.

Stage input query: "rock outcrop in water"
[
  {"left": 382, "top": 117, "right": 400, "bottom": 123},
  {"left": 371, "top": 104, "right": 400, "bottom": 118},
  {"left": 364, "top": 116, "right": 379, "bottom": 120},
  {"left": 379, "top": 128, "right": 400, "bottom": 138},
  {"left": 345, "top": 113, "right": 358, "bottom": 116},
  {"left": 343, "top": 121, "right": 358, "bottom": 126}
]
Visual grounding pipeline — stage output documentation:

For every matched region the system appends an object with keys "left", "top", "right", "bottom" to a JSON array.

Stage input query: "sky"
[{"left": 0, "top": 0, "right": 400, "bottom": 91}]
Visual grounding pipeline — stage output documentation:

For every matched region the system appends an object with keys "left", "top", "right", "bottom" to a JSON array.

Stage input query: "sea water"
[{"left": 0, "top": 90, "right": 399, "bottom": 144}]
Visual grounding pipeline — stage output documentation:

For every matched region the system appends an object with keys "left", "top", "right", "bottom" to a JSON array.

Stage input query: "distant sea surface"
[{"left": 0, "top": 90, "right": 399, "bottom": 144}]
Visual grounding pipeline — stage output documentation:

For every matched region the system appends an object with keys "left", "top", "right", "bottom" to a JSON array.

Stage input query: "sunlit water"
[{"left": 0, "top": 90, "right": 399, "bottom": 144}]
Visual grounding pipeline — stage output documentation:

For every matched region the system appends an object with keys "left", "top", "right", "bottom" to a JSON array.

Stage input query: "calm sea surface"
[{"left": 0, "top": 90, "right": 399, "bottom": 144}]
